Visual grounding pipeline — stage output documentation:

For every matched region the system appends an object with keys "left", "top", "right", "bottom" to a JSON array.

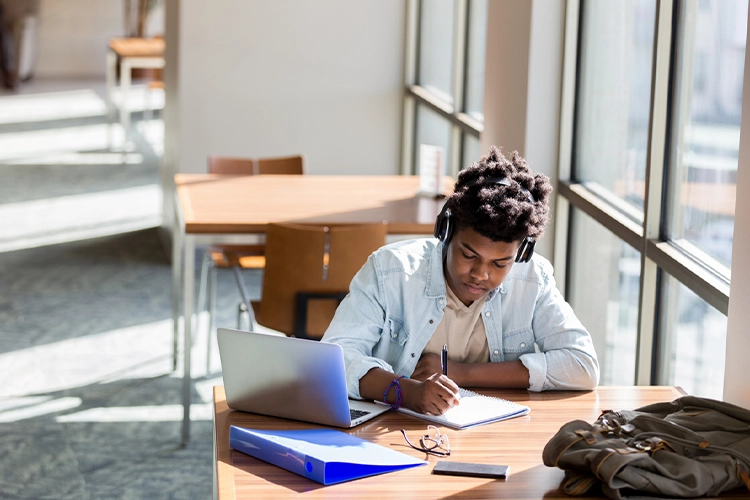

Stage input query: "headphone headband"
[{"left": 433, "top": 176, "right": 536, "bottom": 263}]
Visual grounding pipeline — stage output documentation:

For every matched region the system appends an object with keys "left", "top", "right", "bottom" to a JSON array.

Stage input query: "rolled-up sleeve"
[
  {"left": 321, "top": 254, "right": 392, "bottom": 399},
  {"left": 520, "top": 265, "right": 599, "bottom": 391}
]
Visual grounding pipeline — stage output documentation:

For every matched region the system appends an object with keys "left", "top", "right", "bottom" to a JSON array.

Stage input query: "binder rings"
[
  {"left": 229, "top": 426, "right": 427, "bottom": 485},
  {"left": 397, "top": 388, "right": 530, "bottom": 429}
]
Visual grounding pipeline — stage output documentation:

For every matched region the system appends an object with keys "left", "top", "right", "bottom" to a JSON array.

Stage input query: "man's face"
[{"left": 444, "top": 227, "right": 522, "bottom": 306}]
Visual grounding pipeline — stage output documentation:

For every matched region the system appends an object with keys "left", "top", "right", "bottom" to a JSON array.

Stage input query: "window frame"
[
  {"left": 402, "top": 0, "right": 484, "bottom": 178},
  {"left": 556, "top": 0, "right": 737, "bottom": 386}
]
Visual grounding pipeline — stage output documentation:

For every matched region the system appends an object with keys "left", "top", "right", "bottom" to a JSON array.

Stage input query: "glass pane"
[
  {"left": 415, "top": 104, "right": 452, "bottom": 171},
  {"left": 575, "top": 0, "right": 657, "bottom": 212},
  {"left": 665, "top": 0, "right": 746, "bottom": 269},
  {"left": 568, "top": 208, "right": 640, "bottom": 385},
  {"left": 657, "top": 273, "right": 727, "bottom": 398},
  {"left": 464, "top": 0, "right": 488, "bottom": 121},
  {"left": 461, "top": 133, "right": 481, "bottom": 171},
  {"left": 418, "top": 0, "right": 455, "bottom": 104}
]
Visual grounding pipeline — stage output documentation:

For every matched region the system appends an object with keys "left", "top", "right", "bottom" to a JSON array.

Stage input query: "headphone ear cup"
[
  {"left": 515, "top": 238, "right": 535, "bottom": 263},
  {"left": 515, "top": 240, "right": 526, "bottom": 263},
  {"left": 434, "top": 207, "right": 452, "bottom": 243}
]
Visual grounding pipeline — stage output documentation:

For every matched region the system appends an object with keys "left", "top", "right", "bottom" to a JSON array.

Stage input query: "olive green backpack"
[{"left": 542, "top": 396, "right": 750, "bottom": 499}]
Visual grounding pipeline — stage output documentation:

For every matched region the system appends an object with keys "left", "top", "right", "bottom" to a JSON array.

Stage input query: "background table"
[
  {"left": 174, "top": 174, "right": 452, "bottom": 444},
  {"left": 105, "top": 37, "right": 165, "bottom": 149},
  {"left": 213, "top": 385, "right": 686, "bottom": 499}
]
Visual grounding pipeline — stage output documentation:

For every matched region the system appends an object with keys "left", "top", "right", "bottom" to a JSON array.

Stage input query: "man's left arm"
[
  {"left": 519, "top": 267, "right": 600, "bottom": 391},
  {"left": 413, "top": 265, "right": 600, "bottom": 391}
]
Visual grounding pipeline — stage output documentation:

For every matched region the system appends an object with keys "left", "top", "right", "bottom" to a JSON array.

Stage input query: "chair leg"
[
  {"left": 237, "top": 302, "right": 245, "bottom": 329},
  {"left": 206, "top": 262, "right": 217, "bottom": 373},
  {"left": 232, "top": 266, "right": 256, "bottom": 331},
  {"left": 196, "top": 250, "right": 212, "bottom": 348},
  {"left": 144, "top": 84, "right": 153, "bottom": 124}
]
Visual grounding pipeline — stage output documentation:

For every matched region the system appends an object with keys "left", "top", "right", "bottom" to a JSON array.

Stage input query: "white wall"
[
  {"left": 165, "top": 0, "right": 404, "bottom": 179},
  {"left": 480, "top": 0, "right": 566, "bottom": 261}
]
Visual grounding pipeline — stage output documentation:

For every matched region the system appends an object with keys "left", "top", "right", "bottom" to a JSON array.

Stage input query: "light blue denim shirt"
[{"left": 321, "top": 238, "right": 599, "bottom": 399}]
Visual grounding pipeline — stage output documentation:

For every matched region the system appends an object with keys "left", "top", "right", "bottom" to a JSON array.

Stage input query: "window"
[
  {"left": 415, "top": 104, "right": 453, "bottom": 166},
  {"left": 558, "top": 0, "right": 747, "bottom": 390},
  {"left": 568, "top": 208, "right": 640, "bottom": 386},
  {"left": 463, "top": 0, "right": 488, "bottom": 122},
  {"left": 664, "top": 1, "right": 745, "bottom": 270},
  {"left": 402, "top": 0, "right": 488, "bottom": 177},
  {"left": 575, "top": 0, "right": 656, "bottom": 214},
  {"left": 418, "top": 0, "right": 456, "bottom": 104},
  {"left": 657, "top": 273, "right": 727, "bottom": 398}
]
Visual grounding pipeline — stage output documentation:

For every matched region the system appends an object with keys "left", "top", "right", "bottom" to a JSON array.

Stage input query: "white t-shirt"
[{"left": 423, "top": 279, "right": 490, "bottom": 363}]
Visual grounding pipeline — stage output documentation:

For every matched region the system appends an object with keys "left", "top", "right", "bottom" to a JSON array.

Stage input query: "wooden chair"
[
  {"left": 197, "top": 155, "right": 305, "bottom": 369},
  {"left": 257, "top": 155, "right": 308, "bottom": 175},
  {"left": 203, "top": 153, "right": 304, "bottom": 275},
  {"left": 246, "top": 222, "right": 387, "bottom": 339},
  {"left": 206, "top": 155, "right": 257, "bottom": 175}
]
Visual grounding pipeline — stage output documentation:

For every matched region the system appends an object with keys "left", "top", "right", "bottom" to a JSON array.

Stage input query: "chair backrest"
[
  {"left": 255, "top": 222, "right": 387, "bottom": 338},
  {"left": 207, "top": 156, "right": 256, "bottom": 175},
  {"left": 256, "top": 154, "right": 306, "bottom": 175},
  {"left": 208, "top": 154, "right": 305, "bottom": 176}
]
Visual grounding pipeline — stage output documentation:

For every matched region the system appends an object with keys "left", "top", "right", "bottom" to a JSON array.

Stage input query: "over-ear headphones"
[{"left": 434, "top": 176, "right": 537, "bottom": 263}]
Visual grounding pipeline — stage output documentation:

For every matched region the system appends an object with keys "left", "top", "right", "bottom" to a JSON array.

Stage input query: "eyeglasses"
[{"left": 400, "top": 425, "right": 450, "bottom": 456}]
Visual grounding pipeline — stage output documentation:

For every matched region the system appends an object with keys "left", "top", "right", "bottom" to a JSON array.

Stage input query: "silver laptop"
[{"left": 217, "top": 328, "right": 390, "bottom": 427}]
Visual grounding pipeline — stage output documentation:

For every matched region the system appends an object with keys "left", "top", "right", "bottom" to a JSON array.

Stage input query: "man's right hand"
[
  {"left": 359, "top": 368, "right": 461, "bottom": 415},
  {"left": 402, "top": 373, "right": 461, "bottom": 415}
]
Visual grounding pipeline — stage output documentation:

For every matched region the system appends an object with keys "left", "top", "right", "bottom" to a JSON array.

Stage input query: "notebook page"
[{"left": 398, "top": 388, "right": 529, "bottom": 429}]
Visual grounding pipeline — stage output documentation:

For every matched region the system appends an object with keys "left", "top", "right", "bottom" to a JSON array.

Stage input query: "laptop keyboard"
[{"left": 350, "top": 408, "right": 371, "bottom": 420}]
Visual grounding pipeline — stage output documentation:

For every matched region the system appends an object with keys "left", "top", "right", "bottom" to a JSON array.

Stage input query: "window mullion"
[
  {"left": 636, "top": 0, "right": 674, "bottom": 385},
  {"left": 452, "top": 0, "right": 468, "bottom": 112},
  {"left": 401, "top": 0, "right": 420, "bottom": 175},
  {"left": 449, "top": 0, "right": 468, "bottom": 175},
  {"left": 401, "top": 96, "right": 416, "bottom": 175},
  {"left": 553, "top": 0, "right": 581, "bottom": 293}
]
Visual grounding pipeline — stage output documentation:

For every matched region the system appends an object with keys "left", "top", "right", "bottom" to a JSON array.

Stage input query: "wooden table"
[
  {"left": 174, "top": 175, "right": 452, "bottom": 444},
  {"left": 213, "top": 385, "right": 686, "bottom": 499},
  {"left": 105, "top": 37, "right": 165, "bottom": 149}
]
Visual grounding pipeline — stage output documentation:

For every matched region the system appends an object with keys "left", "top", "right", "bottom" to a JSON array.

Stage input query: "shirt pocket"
[
  {"left": 383, "top": 316, "right": 409, "bottom": 346},
  {"left": 503, "top": 327, "right": 536, "bottom": 356}
]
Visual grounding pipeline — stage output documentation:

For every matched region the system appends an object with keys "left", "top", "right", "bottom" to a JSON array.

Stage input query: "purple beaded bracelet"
[{"left": 383, "top": 375, "right": 405, "bottom": 409}]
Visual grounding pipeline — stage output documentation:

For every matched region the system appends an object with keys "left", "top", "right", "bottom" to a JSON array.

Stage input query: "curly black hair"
[{"left": 447, "top": 146, "right": 552, "bottom": 243}]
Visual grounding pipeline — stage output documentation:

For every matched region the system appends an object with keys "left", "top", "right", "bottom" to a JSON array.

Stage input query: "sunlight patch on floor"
[
  {"left": 0, "top": 319, "right": 174, "bottom": 399},
  {"left": 56, "top": 403, "right": 213, "bottom": 423},
  {"left": 0, "top": 123, "right": 123, "bottom": 162},
  {"left": 0, "top": 184, "right": 162, "bottom": 252},
  {"left": 0, "top": 314, "right": 225, "bottom": 423},
  {"left": 0, "top": 397, "right": 83, "bottom": 423},
  {"left": 0, "top": 88, "right": 106, "bottom": 125},
  {"left": 0, "top": 85, "right": 164, "bottom": 126},
  {"left": 10, "top": 151, "right": 144, "bottom": 165}
]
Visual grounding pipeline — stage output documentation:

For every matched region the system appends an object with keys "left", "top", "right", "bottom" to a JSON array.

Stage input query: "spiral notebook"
[{"left": 397, "top": 388, "right": 530, "bottom": 429}]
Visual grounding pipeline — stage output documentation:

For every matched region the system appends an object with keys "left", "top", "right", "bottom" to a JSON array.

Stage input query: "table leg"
[
  {"left": 172, "top": 205, "right": 183, "bottom": 372},
  {"left": 105, "top": 50, "right": 117, "bottom": 150},
  {"left": 181, "top": 234, "right": 195, "bottom": 446},
  {"left": 213, "top": 401, "right": 218, "bottom": 500},
  {"left": 120, "top": 57, "right": 132, "bottom": 151}
]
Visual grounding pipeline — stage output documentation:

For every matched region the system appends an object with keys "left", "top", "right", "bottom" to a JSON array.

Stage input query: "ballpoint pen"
[{"left": 441, "top": 344, "right": 448, "bottom": 376}]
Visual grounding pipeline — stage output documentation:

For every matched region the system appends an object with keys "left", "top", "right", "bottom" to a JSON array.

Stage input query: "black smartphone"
[{"left": 432, "top": 461, "right": 509, "bottom": 479}]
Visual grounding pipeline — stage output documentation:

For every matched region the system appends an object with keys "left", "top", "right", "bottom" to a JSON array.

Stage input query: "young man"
[{"left": 321, "top": 146, "right": 599, "bottom": 415}]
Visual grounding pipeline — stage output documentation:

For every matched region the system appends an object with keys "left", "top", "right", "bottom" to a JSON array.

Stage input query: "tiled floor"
[{"left": 0, "top": 79, "right": 259, "bottom": 499}]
